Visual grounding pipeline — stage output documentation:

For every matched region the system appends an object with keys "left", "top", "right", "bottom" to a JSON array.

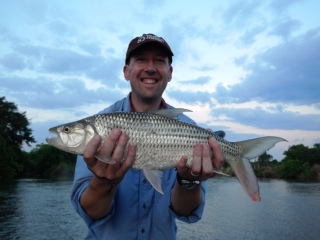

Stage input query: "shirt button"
[
  {"left": 143, "top": 179, "right": 147, "bottom": 183},
  {"left": 141, "top": 228, "right": 145, "bottom": 233},
  {"left": 143, "top": 203, "right": 146, "bottom": 209}
]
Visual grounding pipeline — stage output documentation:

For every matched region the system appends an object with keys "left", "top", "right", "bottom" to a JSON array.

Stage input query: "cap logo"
[{"left": 137, "top": 34, "right": 165, "bottom": 44}]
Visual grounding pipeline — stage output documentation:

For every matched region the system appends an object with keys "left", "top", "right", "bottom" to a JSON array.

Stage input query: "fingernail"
[
  {"left": 112, "top": 129, "right": 121, "bottom": 135},
  {"left": 93, "top": 135, "right": 101, "bottom": 141},
  {"left": 120, "top": 134, "right": 128, "bottom": 141}
]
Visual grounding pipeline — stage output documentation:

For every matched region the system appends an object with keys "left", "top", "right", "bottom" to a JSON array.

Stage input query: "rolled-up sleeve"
[
  {"left": 169, "top": 182, "right": 206, "bottom": 223},
  {"left": 70, "top": 155, "right": 116, "bottom": 228}
]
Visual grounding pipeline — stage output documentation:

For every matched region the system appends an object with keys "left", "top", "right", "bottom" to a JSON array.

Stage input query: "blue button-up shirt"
[{"left": 71, "top": 94, "right": 206, "bottom": 240}]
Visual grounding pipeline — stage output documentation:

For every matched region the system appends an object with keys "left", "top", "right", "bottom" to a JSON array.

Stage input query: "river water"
[{"left": 1, "top": 177, "right": 319, "bottom": 240}]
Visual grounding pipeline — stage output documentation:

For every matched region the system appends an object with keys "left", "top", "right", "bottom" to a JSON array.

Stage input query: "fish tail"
[{"left": 229, "top": 137, "right": 287, "bottom": 202}]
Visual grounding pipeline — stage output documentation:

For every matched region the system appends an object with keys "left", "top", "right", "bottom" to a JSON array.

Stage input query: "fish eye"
[{"left": 63, "top": 126, "right": 70, "bottom": 133}]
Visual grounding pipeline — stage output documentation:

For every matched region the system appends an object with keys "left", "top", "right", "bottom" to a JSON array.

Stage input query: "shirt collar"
[{"left": 129, "top": 93, "right": 167, "bottom": 112}]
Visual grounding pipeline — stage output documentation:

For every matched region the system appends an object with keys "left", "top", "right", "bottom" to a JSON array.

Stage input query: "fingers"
[
  {"left": 83, "top": 129, "right": 135, "bottom": 184},
  {"left": 111, "top": 132, "right": 129, "bottom": 162},
  {"left": 177, "top": 138, "right": 224, "bottom": 181},
  {"left": 190, "top": 144, "right": 203, "bottom": 176},
  {"left": 83, "top": 135, "right": 102, "bottom": 166},
  {"left": 117, "top": 144, "right": 136, "bottom": 176},
  {"left": 191, "top": 143, "right": 215, "bottom": 178},
  {"left": 176, "top": 156, "right": 188, "bottom": 175},
  {"left": 208, "top": 137, "right": 224, "bottom": 170},
  {"left": 95, "top": 129, "right": 123, "bottom": 162},
  {"left": 201, "top": 144, "right": 213, "bottom": 176}
]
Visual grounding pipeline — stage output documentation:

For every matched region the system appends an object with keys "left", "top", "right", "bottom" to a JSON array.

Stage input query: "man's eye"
[{"left": 156, "top": 58, "right": 165, "bottom": 63}]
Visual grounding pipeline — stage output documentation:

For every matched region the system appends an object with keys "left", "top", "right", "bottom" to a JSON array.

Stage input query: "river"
[{"left": 1, "top": 177, "right": 319, "bottom": 240}]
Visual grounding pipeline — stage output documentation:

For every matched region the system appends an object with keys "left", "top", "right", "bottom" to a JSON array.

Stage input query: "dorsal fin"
[{"left": 151, "top": 108, "right": 192, "bottom": 120}]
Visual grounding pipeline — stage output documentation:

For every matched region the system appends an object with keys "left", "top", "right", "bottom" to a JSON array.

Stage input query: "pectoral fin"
[
  {"left": 143, "top": 169, "right": 164, "bottom": 194},
  {"left": 94, "top": 154, "right": 116, "bottom": 164}
]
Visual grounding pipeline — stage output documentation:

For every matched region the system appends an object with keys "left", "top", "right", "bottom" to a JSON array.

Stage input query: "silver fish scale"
[{"left": 92, "top": 112, "right": 242, "bottom": 170}]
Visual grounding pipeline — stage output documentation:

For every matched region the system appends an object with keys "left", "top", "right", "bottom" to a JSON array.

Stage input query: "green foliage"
[
  {"left": 280, "top": 159, "right": 304, "bottom": 179},
  {"left": 0, "top": 97, "right": 35, "bottom": 148},
  {"left": 257, "top": 152, "right": 273, "bottom": 166},
  {"left": 0, "top": 97, "right": 35, "bottom": 180},
  {"left": 0, "top": 136, "right": 21, "bottom": 180},
  {"left": 24, "top": 144, "right": 76, "bottom": 177},
  {"left": 279, "top": 143, "right": 320, "bottom": 179},
  {"left": 280, "top": 159, "right": 317, "bottom": 179}
]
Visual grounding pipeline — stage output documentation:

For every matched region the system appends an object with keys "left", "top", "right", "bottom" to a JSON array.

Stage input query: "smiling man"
[
  {"left": 71, "top": 33, "right": 224, "bottom": 240},
  {"left": 124, "top": 35, "right": 173, "bottom": 112}
]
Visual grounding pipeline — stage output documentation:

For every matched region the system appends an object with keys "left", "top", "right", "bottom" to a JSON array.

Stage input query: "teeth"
[{"left": 143, "top": 79, "right": 156, "bottom": 84}]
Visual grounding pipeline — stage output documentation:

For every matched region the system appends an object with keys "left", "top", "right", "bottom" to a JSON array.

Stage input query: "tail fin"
[{"left": 230, "top": 137, "right": 287, "bottom": 202}]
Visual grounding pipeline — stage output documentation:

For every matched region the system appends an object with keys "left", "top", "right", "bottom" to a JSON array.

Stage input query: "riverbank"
[{"left": 223, "top": 162, "right": 320, "bottom": 181}]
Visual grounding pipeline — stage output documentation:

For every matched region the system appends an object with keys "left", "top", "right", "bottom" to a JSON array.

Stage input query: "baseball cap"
[{"left": 125, "top": 33, "right": 174, "bottom": 64}]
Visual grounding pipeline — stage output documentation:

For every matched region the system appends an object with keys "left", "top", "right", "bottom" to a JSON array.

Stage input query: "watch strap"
[{"left": 176, "top": 173, "right": 201, "bottom": 190}]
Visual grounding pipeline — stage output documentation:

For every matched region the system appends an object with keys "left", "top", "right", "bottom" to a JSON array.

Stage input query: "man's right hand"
[
  {"left": 83, "top": 128, "right": 136, "bottom": 185},
  {"left": 80, "top": 129, "right": 136, "bottom": 220}
]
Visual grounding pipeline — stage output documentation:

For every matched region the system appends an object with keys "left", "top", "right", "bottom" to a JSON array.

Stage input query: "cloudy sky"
[{"left": 1, "top": 0, "right": 319, "bottom": 160}]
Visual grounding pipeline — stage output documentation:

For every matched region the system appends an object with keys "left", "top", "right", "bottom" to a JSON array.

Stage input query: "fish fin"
[
  {"left": 230, "top": 136, "right": 287, "bottom": 202},
  {"left": 228, "top": 158, "right": 260, "bottom": 202},
  {"left": 143, "top": 169, "right": 164, "bottom": 194},
  {"left": 152, "top": 108, "right": 192, "bottom": 120},
  {"left": 94, "top": 154, "right": 116, "bottom": 164},
  {"left": 212, "top": 168, "right": 230, "bottom": 176},
  {"left": 235, "top": 137, "right": 287, "bottom": 159}
]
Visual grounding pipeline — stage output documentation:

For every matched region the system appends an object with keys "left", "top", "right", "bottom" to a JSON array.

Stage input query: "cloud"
[
  {"left": 0, "top": 53, "right": 26, "bottom": 70},
  {"left": 0, "top": 75, "right": 126, "bottom": 110},
  {"left": 1, "top": 0, "right": 319, "bottom": 162},
  {"left": 166, "top": 90, "right": 212, "bottom": 105},
  {"left": 239, "top": 26, "right": 266, "bottom": 46},
  {"left": 222, "top": 1, "right": 261, "bottom": 28},
  {"left": 180, "top": 76, "right": 211, "bottom": 85},
  {"left": 211, "top": 107, "right": 320, "bottom": 131},
  {"left": 268, "top": 0, "right": 303, "bottom": 14},
  {"left": 215, "top": 28, "right": 320, "bottom": 105},
  {"left": 268, "top": 18, "right": 302, "bottom": 39}
]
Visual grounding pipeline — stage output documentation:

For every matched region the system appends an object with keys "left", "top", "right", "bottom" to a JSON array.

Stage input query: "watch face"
[{"left": 181, "top": 180, "right": 201, "bottom": 190}]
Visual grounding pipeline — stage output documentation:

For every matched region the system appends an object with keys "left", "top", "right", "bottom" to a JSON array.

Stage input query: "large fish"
[{"left": 46, "top": 108, "right": 286, "bottom": 202}]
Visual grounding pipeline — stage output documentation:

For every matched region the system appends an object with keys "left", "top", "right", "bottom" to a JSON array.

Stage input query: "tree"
[
  {"left": 0, "top": 97, "right": 35, "bottom": 180},
  {"left": 283, "top": 144, "right": 309, "bottom": 162},
  {"left": 280, "top": 143, "right": 319, "bottom": 179},
  {"left": 283, "top": 143, "right": 320, "bottom": 166},
  {"left": 280, "top": 159, "right": 303, "bottom": 179},
  {"left": 258, "top": 152, "right": 273, "bottom": 167},
  {"left": 25, "top": 144, "right": 76, "bottom": 177}
]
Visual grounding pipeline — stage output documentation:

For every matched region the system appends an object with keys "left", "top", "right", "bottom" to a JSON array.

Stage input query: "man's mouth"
[{"left": 142, "top": 78, "right": 158, "bottom": 84}]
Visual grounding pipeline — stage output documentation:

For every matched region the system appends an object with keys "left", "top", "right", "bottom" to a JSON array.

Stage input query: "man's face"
[{"left": 123, "top": 44, "right": 173, "bottom": 103}]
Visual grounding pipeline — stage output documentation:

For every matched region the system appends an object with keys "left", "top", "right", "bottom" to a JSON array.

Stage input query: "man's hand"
[
  {"left": 171, "top": 137, "right": 224, "bottom": 216},
  {"left": 83, "top": 129, "right": 136, "bottom": 185},
  {"left": 176, "top": 137, "right": 224, "bottom": 181},
  {"left": 80, "top": 128, "right": 136, "bottom": 220}
]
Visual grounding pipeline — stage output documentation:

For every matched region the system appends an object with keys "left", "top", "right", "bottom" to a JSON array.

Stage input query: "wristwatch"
[{"left": 176, "top": 173, "right": 201, "bottom": 190}]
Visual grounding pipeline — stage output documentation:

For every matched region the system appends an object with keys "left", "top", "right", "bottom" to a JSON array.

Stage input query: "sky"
[{"left": 1, "top": 0, "right": 319, "bottom": 161}]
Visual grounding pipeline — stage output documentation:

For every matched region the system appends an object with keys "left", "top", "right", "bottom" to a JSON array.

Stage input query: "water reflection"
[
  {"left": 0, "top": 181, "right": 20, "bottom": 238},
  {"left": 0, "top": 179, "right": 87, "bottom": 240},
  {"left": 1, "top": 178, "right": 320, "bottom": 240},
  {"left": 176, "top": 178, "right": 320, "bottom": 240}
]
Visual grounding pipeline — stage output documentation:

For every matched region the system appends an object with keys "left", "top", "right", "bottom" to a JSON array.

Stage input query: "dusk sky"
[{"left": 1, "top": 0, "right": 319, "bottom": 160}]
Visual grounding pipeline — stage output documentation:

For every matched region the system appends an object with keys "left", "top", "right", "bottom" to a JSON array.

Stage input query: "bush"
[{"left": 280, "top": 159, "right": 303, "bottom": 179}]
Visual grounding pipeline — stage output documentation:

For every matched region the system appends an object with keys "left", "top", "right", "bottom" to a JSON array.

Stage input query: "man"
[{"left": 71, "top": 33, "right": 224, "bottom": 240}]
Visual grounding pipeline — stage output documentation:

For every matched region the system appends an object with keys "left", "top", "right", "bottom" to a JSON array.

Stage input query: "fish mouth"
[{"left": 45, "top": 128, "right": 64, "bottom": 147}]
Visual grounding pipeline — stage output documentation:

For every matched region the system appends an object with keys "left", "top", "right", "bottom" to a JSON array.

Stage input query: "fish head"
[{"left": 46, "top": 120, "right": 96, "bottom": 154}]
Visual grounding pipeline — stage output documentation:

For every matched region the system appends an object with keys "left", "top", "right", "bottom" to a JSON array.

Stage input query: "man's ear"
[
  {"left": 168, "top": 66, "right": 173, "bottom": 82},
  {"left": 123, "top": 65, "right": 130, "bottom": 80}
]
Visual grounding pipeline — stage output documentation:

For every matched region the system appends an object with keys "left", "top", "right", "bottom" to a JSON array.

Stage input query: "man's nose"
[{"left": 145, "top": 60, "right": 156, "bottom": 73}]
